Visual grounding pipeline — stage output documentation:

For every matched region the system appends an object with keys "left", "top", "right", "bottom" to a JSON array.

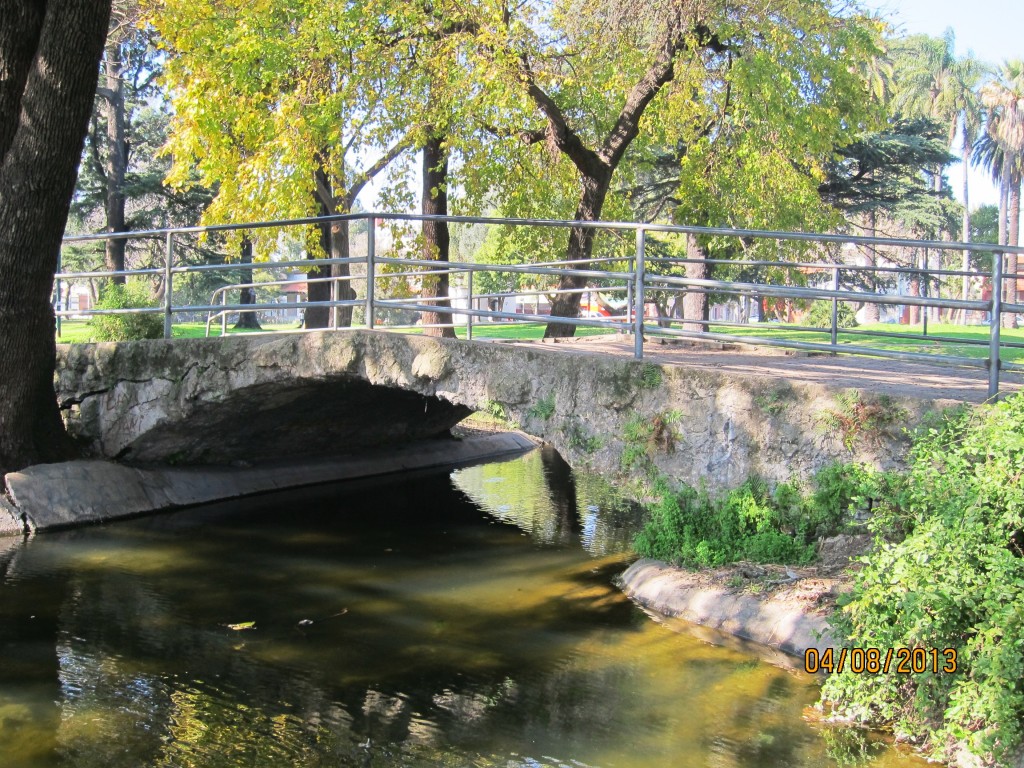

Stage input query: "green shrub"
[
  {"left": 806, "top": 299, "right": 858, "bottom": 328},
  {"left": 632, "top": 474, "right": 845, "bottom": 568},
  {"left": 91, "top": 282, "right": 163, "bottom": 341},
  {"left": 822, "top": 395, "right": 1024, "bottom": 765}
]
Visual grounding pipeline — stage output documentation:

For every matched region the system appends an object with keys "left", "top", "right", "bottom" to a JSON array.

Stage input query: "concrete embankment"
[
  {"left": 1, "top": 431, "right": 537, "bottom": 535},
  {"left": 619, "top": 558, "right": 835, "bottom": 657}
]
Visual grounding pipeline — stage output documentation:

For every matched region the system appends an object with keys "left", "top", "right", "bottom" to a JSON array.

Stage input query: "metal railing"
[{"left": 57, "top": 212, "right": 1024, "bottom": 397}]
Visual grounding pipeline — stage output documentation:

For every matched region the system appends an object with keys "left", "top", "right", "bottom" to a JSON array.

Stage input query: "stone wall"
[{"left": 54, "top": 330, "right": 955, "bottom": 490}]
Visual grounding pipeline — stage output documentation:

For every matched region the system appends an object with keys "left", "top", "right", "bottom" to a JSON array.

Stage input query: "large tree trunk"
[
  {"left": 305, "top": 170, "right": 355, "bottom": 330},
  {"left": 233, "top": 236, "right": 261, "bottom": 330},
  {"left": 861, "top": 209, "right": 881, "bottom": 324},
  {"left": 420, "top": 134, "right": 456, "bottom": 338},
  {"left": 544, "top": 171, "right": 611, "bottom": 338},
  {"left": 682, "top": 234, "right": 709, "bottom": 333},
  {"left": 0, "top": 0, "right": 111, "bottom": 476},
  {"left": 102, "top": 36, "right": 127, "bottom": 284}
]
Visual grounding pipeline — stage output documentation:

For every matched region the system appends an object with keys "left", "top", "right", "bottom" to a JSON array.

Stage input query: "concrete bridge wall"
[{"left": 52, "top": 330, "right": 949, "bottom": 490}]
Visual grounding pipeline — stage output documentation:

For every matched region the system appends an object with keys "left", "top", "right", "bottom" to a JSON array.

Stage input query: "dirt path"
[{"left": 506, "top": 335, "right": 1022, "bottom": 404}]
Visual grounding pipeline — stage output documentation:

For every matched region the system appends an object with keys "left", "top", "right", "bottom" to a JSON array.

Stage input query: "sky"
[{"left": 865, "top": 0, "right": 1024, "bottom": 209}]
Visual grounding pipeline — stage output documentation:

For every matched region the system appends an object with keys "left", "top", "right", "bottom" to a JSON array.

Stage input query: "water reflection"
[
  {"left": 452, "top": 446, "right": 641, "bottom": 555},
  {"left": 0, "top": 452, "right": 921, "bottom": 767}
]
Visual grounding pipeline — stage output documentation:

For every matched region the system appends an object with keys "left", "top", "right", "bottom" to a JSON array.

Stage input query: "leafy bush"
[
  {"left": 91, "top": 282, "right": 163, "bottom": 341},
  {"left": 806, "top": 299, "right": 858, "bottom": 328},
  {"left": 632, "top": 470, "right": 863, "bottom": 567},
  {"left": 822, "top": 395, "right": 1024, "bottom": 765}
]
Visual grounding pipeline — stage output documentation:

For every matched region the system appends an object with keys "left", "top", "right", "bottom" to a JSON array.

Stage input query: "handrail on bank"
[{"left": 57, "top": 212, "right": 1024, "bottom": 398}]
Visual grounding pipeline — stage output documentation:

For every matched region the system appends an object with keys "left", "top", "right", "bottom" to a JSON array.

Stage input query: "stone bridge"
[{"left": 2, "top": 329, "right": 982, "bottom": 533}]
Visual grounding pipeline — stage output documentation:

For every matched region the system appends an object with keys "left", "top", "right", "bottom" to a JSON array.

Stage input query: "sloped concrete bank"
[
  {"left": 1, "top": 431, "right": 537, "bottom": 535},
  {"left": 618, "top": 558, "right": 835, "bottom": 657}
]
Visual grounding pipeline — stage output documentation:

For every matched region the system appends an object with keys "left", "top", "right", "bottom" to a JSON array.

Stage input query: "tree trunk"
[
  {"left": 0, "top": 0, "right": 111, "bottom": 476},
  {"left": 102, "top": 36, "right": 127, "bottom": 284},
  {"left": 305, "top": 170, "right": 355, "bottom": 331},
  {"left": 907, "top": 255, "right": 921, "bottom": 326},
  {"left": 1007, "top": 169, "right": 1020, "bottom": 330},
  {"left": 233, "top": 236, "right": 261, "bottom": 330},
  {"left": 998, "top": 155, "right": 1012, "bottom": 329},
  {"left": 420, "top": 134, "right": 456, "bottom": 338},
  {"left": 682, "top": 234, "right": 709, "bottom": 333},
  {"left": 544, "top": 171, "right": 611, "bottom": 338},
  {"left": 960, "top": 136, "right": 972, "bottom": 323},
  {"left": 861, "top": 208, "right": 880, "bottom": 324}
]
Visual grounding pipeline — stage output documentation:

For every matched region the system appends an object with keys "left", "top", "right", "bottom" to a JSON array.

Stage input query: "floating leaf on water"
[{"left": 223, "top": 621, "right": 256, "bottom": 631}]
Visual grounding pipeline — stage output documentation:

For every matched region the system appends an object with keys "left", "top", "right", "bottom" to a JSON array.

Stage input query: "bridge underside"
[{"left": 108, "top": 377, "right": 472, "bottom": 465}]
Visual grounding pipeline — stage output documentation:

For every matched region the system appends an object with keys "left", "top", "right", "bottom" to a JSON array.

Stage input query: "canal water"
[{"left": 0, "top": 449, "right": 920, "bottom": 768}]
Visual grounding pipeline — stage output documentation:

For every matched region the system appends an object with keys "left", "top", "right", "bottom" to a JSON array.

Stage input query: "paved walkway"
[{"left": 506, "top": 335, "right": 1022, "bottom": 404}]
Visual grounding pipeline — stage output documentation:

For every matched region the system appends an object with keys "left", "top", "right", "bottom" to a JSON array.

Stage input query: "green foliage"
[
  {"left": 90, "top": 283, "right": 163, "bottom": 342},
  {"left": 634, "top": 461, "right": 876, "bottom": 567},
  {"left": 821, "top": 395, "right": 1024, "bottom": 765},
  {"left": 754, "top": 390, "right": 788, "bottom": 416},
  {"left": 620, "top": 411, "right": 678, "bottom": 473},
  {"left": 639, "top": 363, "right": 662, "bottom": 389},
  {"left": 806, "top": 300, "right": 858, "bottom": 329},
  {"left": 633, "top": 476, "right": 826, "bottom": 568},
  {"left": 528, "top": 394, "right": 556, "bottom": 422},
  {"left": 818, "top": 391, "right": 908, "bottom": 451},
  {"left": 563, "top": 421, "right": 602, "bottom": 454}
]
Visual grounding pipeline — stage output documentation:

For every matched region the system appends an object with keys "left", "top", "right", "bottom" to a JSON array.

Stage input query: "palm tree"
[
  {"left": 892, "top": 30, "right": 984, "bottom": 319},
  {"left": 979, "top": 60, "right": 1024, "bottom": 328}
]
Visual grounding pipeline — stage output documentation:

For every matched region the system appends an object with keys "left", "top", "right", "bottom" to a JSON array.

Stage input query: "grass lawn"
[
  {"left": 710, "top": 322, "right": 1024, "bottom": 364},
  {"left": 55, "top": 319, "right": 617, "bottom": 343},
  {"left": 56, "top": 319, "right": 301, "bottom": 343}
]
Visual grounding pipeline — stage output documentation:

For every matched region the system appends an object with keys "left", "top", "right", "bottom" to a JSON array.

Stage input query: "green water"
[{"left": 0, "top": 449, "right": 921, "bottom": 767}]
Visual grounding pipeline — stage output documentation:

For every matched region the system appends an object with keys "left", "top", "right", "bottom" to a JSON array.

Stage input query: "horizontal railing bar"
[
  {"left": 169, "top": 257, "right": 364, "bottom": 274},
  {"left": 61, "top": 300, "right": 359, "bottom": 319},
  {"left": 54, "top": 267, "right": 164, "bottom": 279},
  {"left": 62, "top": 212, "right": 1024, "bottom": 255},
  {"left": 373, "top": 255, "right": 629, "bottom": 281},
  {"left": 373, "top": 300, "right": 625, "bottom": 331},
  {"left": 645, "top": 256, "right": 991, "bottom": 279},
  {"left": 470, "top": 286, "right": 628, "bottom": 302},
  {"left": 646, "top": 274, "right": 986, "bottom": 311}
]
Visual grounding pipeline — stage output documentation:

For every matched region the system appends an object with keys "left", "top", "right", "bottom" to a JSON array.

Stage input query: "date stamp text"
[{"left": 804, "top": 647, "right": 958, "bottom": 675}]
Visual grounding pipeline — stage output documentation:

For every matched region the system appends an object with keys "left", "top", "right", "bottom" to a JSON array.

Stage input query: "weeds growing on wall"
[
  {"left": 818, "top": 391, "right": 907, "bottom": 451},
  {"left": 821, "top": 395, "right": 1024, "bottom": 766}
]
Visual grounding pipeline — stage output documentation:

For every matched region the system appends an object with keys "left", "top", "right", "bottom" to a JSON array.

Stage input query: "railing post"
[
  {"left": 163, "top": 232, "right": 174, "bottom": 339},
  {"left": 988, "top": 250, "right": 1004, "bottom": 399},
  {"left": 331, "top": 272, "right": 339, "bottom": 331},
  {"left": 365, "top": 217, "right": 376, "bottom": 329},
  {"left": 221, "top": 289, "right": 228, "bottom": 337},
  {"left": 466, "top": 269, "right": 474, "bottom": 341},
  {"left": 830, "top": 264, "right": 839, "bottom": 354},
  {"left": 626, "top": 257, "right": 634, "bottom": 335},
  {"left": 634, "top": 228, "right": 646, "bottom": 360}
]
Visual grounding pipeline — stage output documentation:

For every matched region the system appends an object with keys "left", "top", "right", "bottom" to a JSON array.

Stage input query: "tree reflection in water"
[{"left": 0, "top": 452, "right": 920, "bottom": 767}]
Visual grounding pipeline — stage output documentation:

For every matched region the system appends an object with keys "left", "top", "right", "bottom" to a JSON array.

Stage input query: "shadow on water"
[{"left": 0, "top": 449, "right": 923, "bottom": 768}]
